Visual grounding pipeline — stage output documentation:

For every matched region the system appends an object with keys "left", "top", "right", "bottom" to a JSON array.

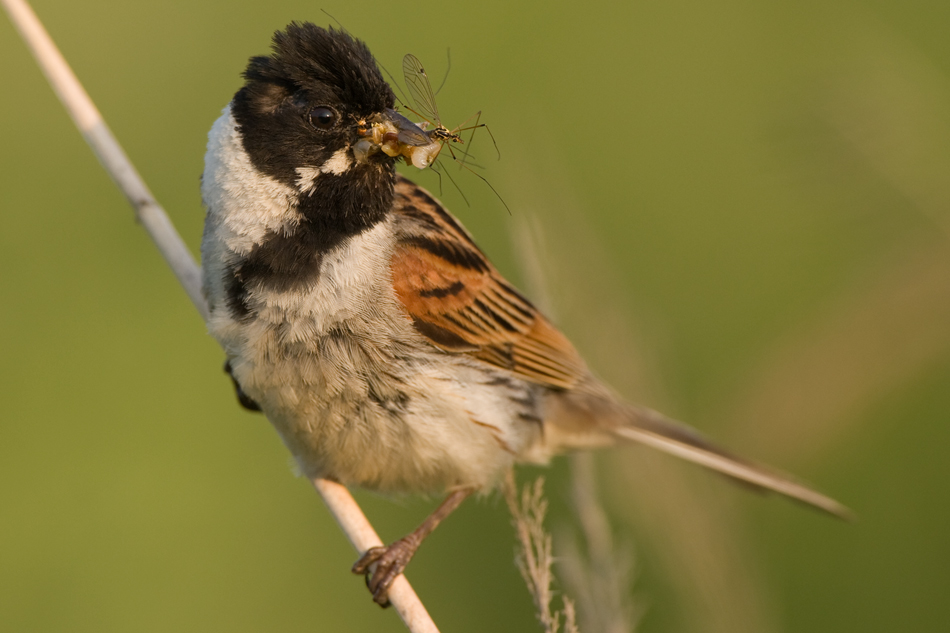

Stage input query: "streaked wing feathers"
[{"left": 391, "top": 176, "right": 586, "bottom": 389}]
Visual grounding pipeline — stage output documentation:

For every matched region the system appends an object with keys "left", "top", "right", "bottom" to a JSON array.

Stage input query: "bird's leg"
[{"left": 352, "top": 487, "right": 473, "bottom": 607}]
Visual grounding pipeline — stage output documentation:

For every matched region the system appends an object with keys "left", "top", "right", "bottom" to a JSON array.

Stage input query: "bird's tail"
[
  {"left": 547, "top": 387, "right": 851, "bottom": 519},
  {"left": 611, "top": 403, "right": 851, "bottom": 518}
]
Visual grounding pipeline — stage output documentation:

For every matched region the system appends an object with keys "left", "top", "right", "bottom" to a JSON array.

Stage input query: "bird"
[{"left": 200, "top": 22, "right": 847, "bottom": 607}]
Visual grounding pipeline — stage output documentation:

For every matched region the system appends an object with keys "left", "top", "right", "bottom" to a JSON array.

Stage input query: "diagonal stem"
[
  {"left": 2, "top": 1, "right": 439, "bottom": 631},
  {"left": 313, "top": 479, "right": 441, "bottom": 632}
]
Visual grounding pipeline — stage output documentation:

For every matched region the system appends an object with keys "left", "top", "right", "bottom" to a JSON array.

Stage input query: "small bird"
[{"left": 200, "top": 23, "right": 846, "bottom": 607}]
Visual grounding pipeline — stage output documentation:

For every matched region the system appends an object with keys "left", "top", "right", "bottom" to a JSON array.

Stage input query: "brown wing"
[{"left": 389, "top": 176, "right": 587, "bottom": 390}]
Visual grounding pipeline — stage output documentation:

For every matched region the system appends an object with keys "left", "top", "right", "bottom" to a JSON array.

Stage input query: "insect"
[{"left": 399, "top": 53, "right": 507, "bottom": 210}]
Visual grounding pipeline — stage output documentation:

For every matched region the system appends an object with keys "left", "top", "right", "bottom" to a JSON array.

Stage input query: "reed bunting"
[{"left": 200, "top": 22, "right": 846, "bottom": 606}]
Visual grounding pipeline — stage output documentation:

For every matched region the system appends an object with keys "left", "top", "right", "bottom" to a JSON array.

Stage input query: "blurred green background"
[{"left": 3, "top": 0, "right": 949, "bottom": 631}]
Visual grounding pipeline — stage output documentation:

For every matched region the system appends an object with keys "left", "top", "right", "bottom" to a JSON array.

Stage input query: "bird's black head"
[
  {"left": 232, "top": 23, "right": 396, "bottom": 188},
  {"left": 230, "top": 22, "right": 405, "bottom": 256}
]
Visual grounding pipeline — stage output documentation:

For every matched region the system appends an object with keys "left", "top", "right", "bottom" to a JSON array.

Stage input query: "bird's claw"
[{"left": 352, "top": 537, "right": 419, "bottom": 607}]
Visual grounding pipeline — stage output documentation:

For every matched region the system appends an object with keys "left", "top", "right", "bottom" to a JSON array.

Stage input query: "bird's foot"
[{"left": 352, "top": 535, "right": 421, "bottom": 607}]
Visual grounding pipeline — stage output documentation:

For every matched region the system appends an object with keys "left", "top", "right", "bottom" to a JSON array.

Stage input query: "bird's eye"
[{"left": 309, "top": 106, "right": 338, "bottom": 130}]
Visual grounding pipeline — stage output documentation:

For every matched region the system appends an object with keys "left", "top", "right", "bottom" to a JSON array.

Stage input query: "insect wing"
[
  {"left": 387, "top": 109, "right": 435, "bottom": 147},
  {"left": 402, "top": 53, "right": 442, "bottom": 125},
  {"left": 398, "top": 124, "right": 434, "bottom": 147}
]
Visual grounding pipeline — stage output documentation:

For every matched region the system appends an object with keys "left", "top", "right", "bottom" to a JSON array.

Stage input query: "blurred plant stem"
[{"left": 558, "top": 453, "right": 639, "bottom": 633}]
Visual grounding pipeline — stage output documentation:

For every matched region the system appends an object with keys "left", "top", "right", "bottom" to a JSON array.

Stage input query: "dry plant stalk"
[
  {"left": 2, "top": 0, "right": 437, "bottom": 630},
  {"left": 504, "top": 473, "right": 580, "bottom": 633}
]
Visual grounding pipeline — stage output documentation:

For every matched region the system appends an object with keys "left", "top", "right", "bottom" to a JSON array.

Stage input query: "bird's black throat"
[{"left": 224, "top": 164, "right": 396, "bottom": 321}]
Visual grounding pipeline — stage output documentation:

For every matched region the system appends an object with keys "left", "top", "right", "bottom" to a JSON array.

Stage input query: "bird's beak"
[{"left": 355, "top": 108, "right": 442, "bottom": 169}]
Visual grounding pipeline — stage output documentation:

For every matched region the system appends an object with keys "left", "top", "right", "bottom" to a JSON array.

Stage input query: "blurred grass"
[{"left": 3, "top": 0, "right": 949, "bottom": 632}]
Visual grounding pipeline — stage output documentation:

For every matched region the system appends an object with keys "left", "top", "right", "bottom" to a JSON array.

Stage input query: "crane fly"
[
  {"left": 399, "top": 53, "right": 507, "bottom": 211},
  {"left": 318, "top": 11, "right": 508, "bottom": 209}
]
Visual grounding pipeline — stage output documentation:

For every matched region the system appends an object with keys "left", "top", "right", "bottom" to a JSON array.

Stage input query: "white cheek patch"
[
  {"left": 322, "top": 148, "right": 352, "bottom": 175},
  {"left": 295, "top": 148, "right": 353, "bottom": 194}
]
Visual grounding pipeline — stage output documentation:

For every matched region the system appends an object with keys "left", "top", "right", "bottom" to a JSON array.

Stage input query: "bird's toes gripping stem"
[{"left": 351, "top": 534, "right": 422, "bottom": 607}]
